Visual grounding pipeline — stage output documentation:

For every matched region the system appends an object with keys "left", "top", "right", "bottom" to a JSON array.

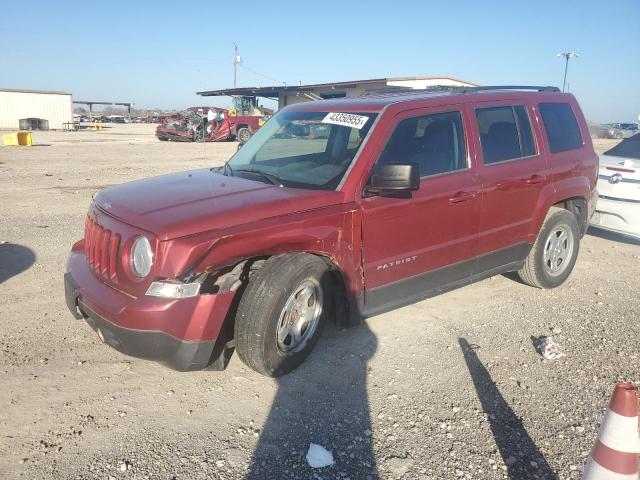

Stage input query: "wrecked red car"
[{"left": 155, "top": 107, "right": 262, "bottom": 143}]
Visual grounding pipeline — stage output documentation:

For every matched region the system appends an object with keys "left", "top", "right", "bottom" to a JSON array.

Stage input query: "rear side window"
[
  {"left": 539, "top": 103, "right": 583, "bottom": 153},
  {"left": 476, "top": 105, "right": 537, "bottom": 164},
  {"left": 377, "top": 111, "right": 467, "bottom": 178}
]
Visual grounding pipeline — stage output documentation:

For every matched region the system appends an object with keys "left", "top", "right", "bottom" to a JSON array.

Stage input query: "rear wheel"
[
  {"left": 237, "top": 127, "right": 252, "bottom": 144},
  {"left": 234, "top": 254, "right": 330, "bottom": 377},
  {"left": 518, "top": 207, "right": 580, "bottom": 288}
]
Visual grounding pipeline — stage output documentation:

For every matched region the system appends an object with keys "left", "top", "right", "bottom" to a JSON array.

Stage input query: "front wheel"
[
  {"left": 237, "top": 127, "right": 252, "bottom": 144},
  {"left": 234, "top": 254, "right": 331, "bottom": 377},
  {"left": 518, "top": 207, "right": 580, "bottom": 288}
]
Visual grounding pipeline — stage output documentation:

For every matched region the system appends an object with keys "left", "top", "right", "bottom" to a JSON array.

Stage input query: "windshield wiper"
[{"left": 233, "top": 168, "right": 284, "bottom": 187}]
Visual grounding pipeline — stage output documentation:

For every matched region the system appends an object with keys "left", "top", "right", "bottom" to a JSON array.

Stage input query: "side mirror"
[{"left": 367, "top": 164, "right": 420, "bottom": 194}]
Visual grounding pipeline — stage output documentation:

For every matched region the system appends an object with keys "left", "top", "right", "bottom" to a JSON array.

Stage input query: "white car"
[{"left": 591, "top": 134, "right": 640, "bottom": 239}]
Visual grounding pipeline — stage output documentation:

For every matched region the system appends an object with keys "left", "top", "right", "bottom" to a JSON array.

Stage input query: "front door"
[{"left": 359, "top": 107, "right": 481, "bottom": 315}]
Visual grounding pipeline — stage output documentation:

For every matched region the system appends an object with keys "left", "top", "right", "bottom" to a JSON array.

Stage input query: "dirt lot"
[{"left": 1, "top": 125, "right": 638, "bottom": 480}]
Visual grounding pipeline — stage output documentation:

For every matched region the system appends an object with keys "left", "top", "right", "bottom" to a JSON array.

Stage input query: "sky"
[{"left": 1, "top": 0, "right": 638, "bottom": 123}]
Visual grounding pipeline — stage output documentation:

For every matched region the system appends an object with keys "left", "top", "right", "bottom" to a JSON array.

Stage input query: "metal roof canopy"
[
  {"left": 73, "top": 100, "right": 132, "bottom": 107},
  {"left": 197, "top": 76, "right": 476, "bottom": 98},
  {"left": 73, "top": 100, "right": 134, "bottom": 118}
]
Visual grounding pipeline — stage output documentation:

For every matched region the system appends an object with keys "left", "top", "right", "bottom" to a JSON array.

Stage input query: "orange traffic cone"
[{"left": 583, "top": 383, "right": 640, "bottom": 479}]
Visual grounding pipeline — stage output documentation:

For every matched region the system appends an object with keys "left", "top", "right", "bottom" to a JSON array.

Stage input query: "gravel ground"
[{"left": 0, "top": 125, "right": 638, "bottom": 480}]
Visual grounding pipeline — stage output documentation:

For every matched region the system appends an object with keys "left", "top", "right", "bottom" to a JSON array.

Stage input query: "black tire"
[
  {"left": 518, "top": 207, "right": 580, "bottom": 289},
  {"left": 234, "top": 254, "right": 331, "bottom": 377},
  {"left": 237, "top": 127, "right": 252, "bottom": 144}
]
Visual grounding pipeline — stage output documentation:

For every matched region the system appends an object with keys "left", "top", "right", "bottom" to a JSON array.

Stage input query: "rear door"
[
  {"left": 359, "top": 105, "right": 481, "bottom": 313},
  {"left": 470, "top": 102, "right": 550, "bottom": 268}
]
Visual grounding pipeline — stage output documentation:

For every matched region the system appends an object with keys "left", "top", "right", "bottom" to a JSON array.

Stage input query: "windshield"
[
  {"left": 604, "top": 133, "right": 640, "bottom": 160},
  {"left": 227, "top": 110, "right": 377, "bottom": 190}
]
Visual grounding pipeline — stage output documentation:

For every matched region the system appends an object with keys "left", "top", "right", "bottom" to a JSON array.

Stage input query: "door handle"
[
  {"left": 525, "top": 175, "right": 544, "bottom": 185},
  {"left": 449, "top": 191, "right": 476, "bottom": 204}
]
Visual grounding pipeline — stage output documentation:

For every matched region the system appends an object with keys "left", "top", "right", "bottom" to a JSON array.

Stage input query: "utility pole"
[
  {"left": 557, "top": 52, "right": 579, "bottom": 92},
  {"left": 233, "top": 45, "right": 241, "bottom": 88}
]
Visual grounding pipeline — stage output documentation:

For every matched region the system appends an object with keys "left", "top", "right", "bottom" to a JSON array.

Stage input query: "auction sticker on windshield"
[{"left": 322, "top": 112, "right": 369, "bottom": 130}]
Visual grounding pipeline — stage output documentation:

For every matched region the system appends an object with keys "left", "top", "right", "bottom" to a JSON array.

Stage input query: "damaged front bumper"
[{"left": 64, "top": 250, "right": 237, "bottom": 371}]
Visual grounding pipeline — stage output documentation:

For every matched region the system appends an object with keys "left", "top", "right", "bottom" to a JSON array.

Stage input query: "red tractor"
[{"left": 155, "top": 106, "right": 264, "bottom": 143}]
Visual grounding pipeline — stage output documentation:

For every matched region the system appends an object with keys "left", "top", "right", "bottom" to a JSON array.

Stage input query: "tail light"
[{"left": 83, "top": 216, "right": 121, "bottom": 280}]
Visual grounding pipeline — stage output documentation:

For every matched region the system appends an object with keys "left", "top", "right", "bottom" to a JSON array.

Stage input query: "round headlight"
[{"left": 131, "top": 236, "right": 153, "bottom": 278}]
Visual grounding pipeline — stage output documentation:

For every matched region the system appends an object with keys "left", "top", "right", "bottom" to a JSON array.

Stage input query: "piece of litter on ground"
[
  {"left": 306, "top": 443, "right": 334, "bottom": 469},
  {"left": 537, "top": 336, "right": 565, "bottom": 360}
]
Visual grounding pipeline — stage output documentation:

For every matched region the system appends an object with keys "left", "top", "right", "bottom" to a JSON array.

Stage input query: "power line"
[
  {"left": 232, "top": 45, "right": 287, "bottom": 87},
  {"left": 239, "top": 63, "right": 286, "bottom": 86}
]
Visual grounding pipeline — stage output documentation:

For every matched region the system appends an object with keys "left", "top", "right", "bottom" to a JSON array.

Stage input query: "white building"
[
  {"left": 0, "top": 88, "right": 73, "bottom": 130},
  {"left": 198, "top": 76, "right": 477, "bottom": 110}
]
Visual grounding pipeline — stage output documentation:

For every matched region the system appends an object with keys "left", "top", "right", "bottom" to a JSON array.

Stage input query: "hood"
[{"left": 94, "top": 169, "right": 345, "bottom": 240}]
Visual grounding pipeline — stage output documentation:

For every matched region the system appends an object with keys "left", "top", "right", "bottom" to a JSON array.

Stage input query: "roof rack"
[{"left": 453, "top": 85, "right": 561, "bottom": 94}]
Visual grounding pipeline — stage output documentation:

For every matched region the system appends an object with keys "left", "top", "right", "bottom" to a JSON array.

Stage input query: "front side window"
[
  {"left": 539, "top": 103, "right": 583, "bottom": 153},
  {"left": 228, "top": 110, "right": 377, "bottom": 190},
  {"left": 377, "top": 111, "right": 467, "bottom": 178},
  {"left": 476, "top": 105, "right": 537, "bottom": 164}
]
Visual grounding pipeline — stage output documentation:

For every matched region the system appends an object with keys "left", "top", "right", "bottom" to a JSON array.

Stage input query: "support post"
[{"left": 233, "top": 45, "right": 240, "bottom": 88}]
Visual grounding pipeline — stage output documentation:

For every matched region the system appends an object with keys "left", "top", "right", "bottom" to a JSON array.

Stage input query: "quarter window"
[
  {"left": 539, "top": 103, "right": 583, "bottom": 153},
  {"left": 476, "top": 105, "right": 537, "bottom": 164},
  {"left": 514, "top": 106, "right": 536, "bottom": 157},
  {"left": 377, "top": 111, "right": 467, "bottom": 178}
]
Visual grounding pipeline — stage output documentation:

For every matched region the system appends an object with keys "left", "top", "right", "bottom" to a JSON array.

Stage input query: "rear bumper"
[
  {"left": 591, "top": 195, "right": 640, "bottom": 239},
  {"left": 64, "top": 249, "right": 237, "bottom": 371}
]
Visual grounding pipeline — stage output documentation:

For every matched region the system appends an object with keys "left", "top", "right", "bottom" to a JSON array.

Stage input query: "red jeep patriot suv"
[{"left": 64, "top": 86, "right": 598, "bottom": 376}]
